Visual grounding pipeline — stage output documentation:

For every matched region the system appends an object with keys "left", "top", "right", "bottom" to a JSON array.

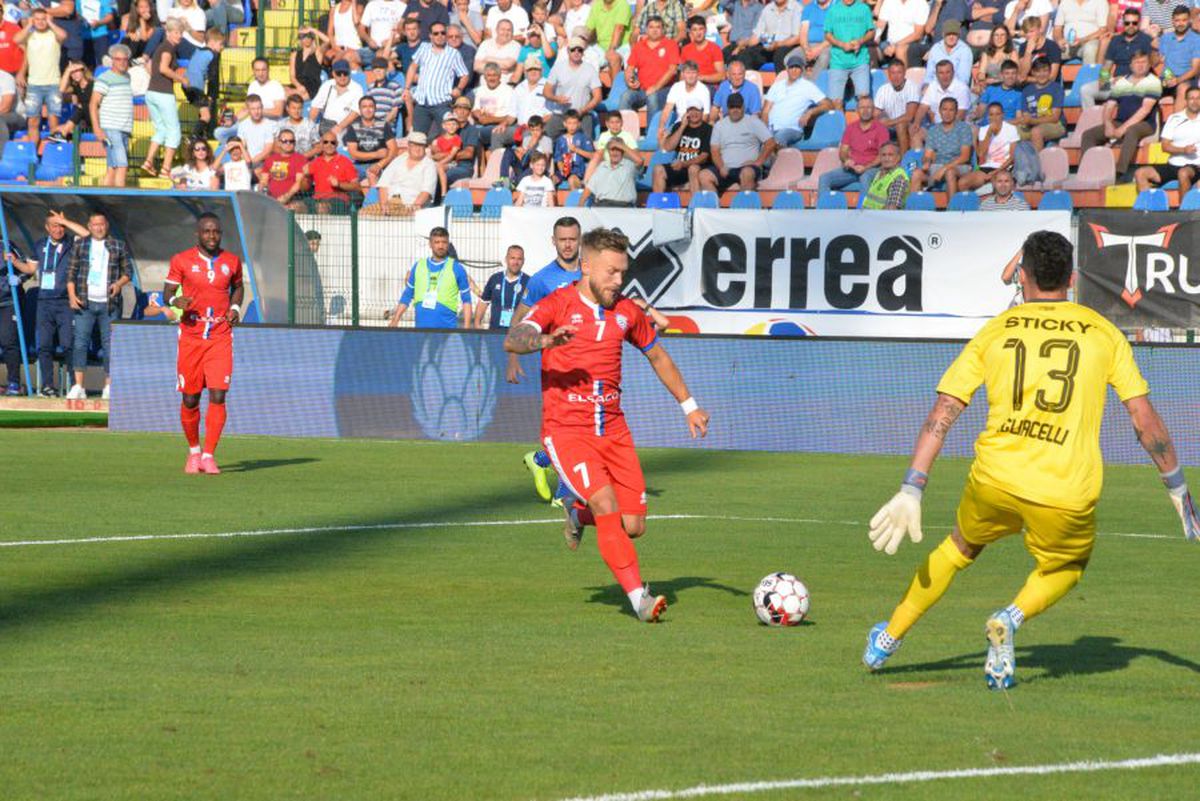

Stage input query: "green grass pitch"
[{"left": 1, "top": 429, "right": 1198, "bottom": 800}]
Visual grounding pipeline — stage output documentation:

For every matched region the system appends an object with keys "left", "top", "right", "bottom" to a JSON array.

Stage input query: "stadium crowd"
[{"left": 1, "top": 0, "right": 1200, "bottom": 208}]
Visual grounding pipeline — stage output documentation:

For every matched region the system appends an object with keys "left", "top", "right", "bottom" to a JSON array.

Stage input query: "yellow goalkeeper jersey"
[{"left": 937, "top": 300, "right": 1149, "bottom": 511}]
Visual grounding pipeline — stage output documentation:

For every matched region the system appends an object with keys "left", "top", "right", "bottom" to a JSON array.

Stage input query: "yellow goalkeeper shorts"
[{"left": 955, "top": 475, "right": 1096, "bottom": 573}]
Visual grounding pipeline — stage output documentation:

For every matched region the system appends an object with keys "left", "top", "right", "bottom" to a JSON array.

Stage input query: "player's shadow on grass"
[
  {"left": 585, "top": 576, "right": 748, "bottom": 616},
  {"left": 221, "top": 458, "right": 320, "bottom": 473},
  {"left": 878, "top": 636, "right": 1200, "bottom": 682}
]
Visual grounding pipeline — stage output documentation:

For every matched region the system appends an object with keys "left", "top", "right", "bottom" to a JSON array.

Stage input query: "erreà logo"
[{"left": 1088, "top": 223, "right": 1179, "bottom": 307}]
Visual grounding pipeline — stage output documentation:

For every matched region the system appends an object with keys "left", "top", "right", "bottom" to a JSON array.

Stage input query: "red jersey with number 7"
[
  {"left": 166, "top": 248, "right": 244, "bottom": 340},
  {"left": 521, "top": 285, "right": 659, "bottom": 438}
]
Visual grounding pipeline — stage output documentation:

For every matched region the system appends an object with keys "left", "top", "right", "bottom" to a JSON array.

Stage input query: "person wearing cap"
[
  {"left": 911, "top": 0, "right": 970, "bottom": 64},
  {"left": 653, "top": 99, "right": 712, "bottom": 192},
  {"left": 923, "top": 19, "right": 973, "bottom": 87},
  {"left": 658, "top": 60, "right": 711, "bottom": 143},
  {"left": 743, "top": 0, "right": 806, "bottom": 74},
  {"left": 680, "top": 15, "right": 725, "bottom": 91},
  {"left": 473, "top": 62, "right": 518, "bottom": 148},
  {"left": 619, "top": 16, "right": 680, "bottom": 119},
  {"left": 581, "top": 137, "right": 640, "bottom": 206},
  {"left": 388, "top": 226, "right": 473, "bottom": 329},
  {"left": 711, "top": 58, "right": 763, "bottom": 122},
  {"left": 345, "top": 95, "right": 398, "bottom": 182},
  {"left": 310, "top": 58, "right": 366, "bottom": 140},
  {"left": 761, "top": 50, "right": 834, "bottom": 147},
  {"left": 500, "top": 113, "right": 553, "bottom": 184},
  {"left": 373, "top": 130, "right": 438, "bottom": 214},
  {"left": 699, "top": 91, "right": 775, "bottom": 193},
  {"left": 543, "top": 34, "right": 603, "bottom": 138},
  {"left": 511, "top": 56, "right": 551, "bottom": 130},
  {"left": 405, "top": 19, "right": 471, "bottom": 137},
  {"left": 517, "top": 18, "right": 557, "bottom": 79},
  {"left": 475, "top": 18, "right": 521, "bottom": 82},
  {"left": 439, "top": 95, "right": 482, "bottom": 184},
  {"left": 875, "top": 0, "right": 931, "bottom": 68},
  {"left": 823, "top": 0, "right": 875, "bottom": 110},
  {"left": 432, "top": 110, "right": 464, "bottom": 193}
]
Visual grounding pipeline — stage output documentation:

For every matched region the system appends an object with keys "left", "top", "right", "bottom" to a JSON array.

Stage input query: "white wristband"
[
  {"left": 229, "top": 304, "right": 241, "bottom": 317},
  {"left": 680, "top": 397, "right": 698, "bottom": 415}
]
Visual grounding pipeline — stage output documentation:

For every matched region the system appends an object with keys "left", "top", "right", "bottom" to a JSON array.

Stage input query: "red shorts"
[
  {"left": 177, "top": 335, "right": 233, "bottom": 394},
  {"left": 543, "top": 428, "right": 647, "bottom": 515}
]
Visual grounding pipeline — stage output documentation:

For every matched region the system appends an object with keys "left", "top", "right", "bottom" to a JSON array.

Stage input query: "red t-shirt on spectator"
[
  {"left": 0, "top": 22, "right": 25, "bottom": 75},
  {"left": 262, "top": 152, "right": 308, "bottom": 198},
  {"left": 841, "top": 120, "right": 890, "bottom": 167},
  {"left": 627, "top": 37, "right": 681, "bottom": 91},
  {"left": 306, "top": 153, "right": 358, "bottom": 200},
  {"left": 680, "top": 40, "right": 724, "bottom": 79}
]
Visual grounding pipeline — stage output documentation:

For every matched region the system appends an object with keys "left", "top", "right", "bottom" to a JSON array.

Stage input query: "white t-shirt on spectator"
[
  {"left": 665, "top": 81, "right": 711, "bottom": 117},
  {"left": 247, "top": 79, "right": 287, "bottom": 117},
  {"left": 222, "top": 159, "right": 253, "bottom": 190},
  {"left": 378, "top": 155, "right": 438, "bottom": 203},
  {"left": 876, "top": 0, "right": 930, "bottom": 45},
  {"left": 361, "top": 0, "right": 407, "bottom": 45},
  {"left": 511, "top": 79, "right": 549, "bottom": 124},
  {"left": 978, "top": 121, "right": 1019, "bottom": 168},
  {"left": 874, "top": 79, "right": 921, "bottom": 121},
  {"left": 486, "top": 4, "right": 530, "bottom": 37},
  {"left": 564, "top": 2, "right": 591, "bottom": 36},
  {"left": 475, "top": 37, "right": 522, "bottom": 79},
  {"left": 1162, "top": 110, "right": 1200, "bottom": 166},
  {"left": 313, "top": 80, "right": 365, "bottom": 128},
  {"left": 1004, "top": 0, "right": 1054, "bottom": 29},
  {"left": 166, "top": 4, "right": 207, "bottom": 47},
  {"left": 474, "top": 81, "right": 516, "bottom": 118},
  {"left": 237, "top": 117, "right": 279, "bottom": 160},
  {"left": 516, "top": 174, "right": 555, "bottom": 206},
  {"left": 920, "top": 78, "right": 972, "bottom": 119}
]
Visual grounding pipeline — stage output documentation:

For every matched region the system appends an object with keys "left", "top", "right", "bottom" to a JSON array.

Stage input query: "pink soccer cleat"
[
  {"left": 198, "top": 455, "right": 221, "bottom": 475},
  {"left": 185, "top": 453, "right": 201, "bottom": 474}
]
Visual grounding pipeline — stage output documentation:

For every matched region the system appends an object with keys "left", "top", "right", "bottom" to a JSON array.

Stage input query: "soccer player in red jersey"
[
  {"left": 504, "top": 227, "right": 710, "bottom": 622},
  {"left": 163, "top": 213, "right": 244, "bottom": 475}
]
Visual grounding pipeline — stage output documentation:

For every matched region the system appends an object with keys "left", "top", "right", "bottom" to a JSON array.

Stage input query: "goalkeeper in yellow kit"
[{"left": 862, "top": 231, "right": 1200, "bottom": 689}]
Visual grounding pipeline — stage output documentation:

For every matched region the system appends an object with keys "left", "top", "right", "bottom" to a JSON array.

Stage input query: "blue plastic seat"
[
  {"left": 1037, "top": 190, "right": 1074, "bottom": 211},
  {"left": 1180, "top": 188, "right": 1200, "bottom": 210},
  {"left": 1133, "top": 187, "right": 1169, "bottom": 211},
  {"left": 794, "top": 111, "right": 845, "bottom": 151},
  {"left": 362, "top": 186, "right": 379, "bottom": 207},
  {"left": 729, "top": 190, "right": 762, "bottom": 209},
  {"left": 602, "top": 69, "right": 629, "bottom": 112},
  {"left": 646, "top": 191, "right": 681, "bottom": 208},
  {"left": 815, "top": 190, "right": 848, "bottom": 209},
  {"left": 1063, "top": 64, "right": 1102, "bottom": 108},
  {"left": 35, "top": 141, "right": 75, "bottom": 180},
  {"left": 947, "top": 191, "right": 980, "bottom": 211},
  {"left": 479, "top": 186, "right": 513, "bottom": 218},
  {"left": 564, "top": 188, "right": 591, "bottom": 207},
  {"left": 770, "top": 190, "right": 805, "bottom": 210},
  {"left": 689, "top": 189, "right": 720, "bottom": 209},
  {"left": 637, "top": 111, "right": 663, "bottom": 151},
  {"left": 904, "top": 191, "right": 936, "bottom": 211},
  {"left": 0, "top": 140, "right": 37, "bottom": 181},
  {"left": 443, "top": 185, "right": 474, "bottom": 217}
]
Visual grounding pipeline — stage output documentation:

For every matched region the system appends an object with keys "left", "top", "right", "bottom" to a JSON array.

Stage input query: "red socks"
[
  {"left": 181, "top": 404, "right": 201, "bottom": 448},
  {"left": 204, "top": 402, "right": 227, "bottom": 455},
  {"left": 595, "top": 512, "right": 642, "bottom": 594}
]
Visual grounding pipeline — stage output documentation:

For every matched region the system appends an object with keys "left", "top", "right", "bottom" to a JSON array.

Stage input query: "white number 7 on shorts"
[{"left": 573, "top": 462, "right": 590, "bottom": 489}]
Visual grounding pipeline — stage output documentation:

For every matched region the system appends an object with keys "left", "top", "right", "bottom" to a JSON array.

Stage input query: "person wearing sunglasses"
[
  {"left": 258, "top": 130, "right": 310, "bottom": 211},
  {"left": 171, "top": 138, "right": 220, "bottom": 190},
  {"left": 404, "top": 23, "right": 470, "bottom": 137},
  {"left": 542, "top": 35, "right": 602, "bottom": 138},
  {"left": 304, "top": 133, "right": 359, "bottom": 213},
  {"left": 310, "top": 58, "right": 365, "bottom": 140}
]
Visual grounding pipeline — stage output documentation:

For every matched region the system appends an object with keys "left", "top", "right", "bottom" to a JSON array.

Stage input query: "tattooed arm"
[
  {"left": 1124, "top": 395, "right": 1180, "bottom": 474},
  {"left": 503, "top": 321, "right": 577, "bottom": 354},
  {"left": 910, "top": 393, "right": 968, "bottom": 474}
]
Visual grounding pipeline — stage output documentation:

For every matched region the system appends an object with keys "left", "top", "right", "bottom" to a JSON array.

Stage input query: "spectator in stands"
[
  {"left": 1013, "top": 56, "right": 1065, "bottom": 150},
  {"left": 874, "top": 58, "right": 920, "bottom": 151},
  {"left": 51, "top": 61, "right": 93, "bottom": 141},
  {"left": 231, "top": 95, "right": 278, "bottom": 167},
  {"left": 923, "top": 0, "right": 973, "bottom": 56},
  {"left": 219, "top": 137, "right": 255, "bottom": 190},
  {"left": 431, "top": 110, "right": 463, "bottom": 193},
  {"left": 327, "top": 0, "right": 366, "bottom": 69},
  {"left": 659, "top": 61, "right": 711, "bottom": 141},
  {"left": 305, "top": 131, "right": 360, "bottom": 212},
  {"left": 475, "top": 245, "right": 529, "bottom": 330},
  {"left": 171, "top": 137, "right": 220, "bottom": 189},
  {"left": 553, "top": 108, "right": 595, "bottom": 187},
  {"left": 620, "top": 16, "right": 679, "bottom": 119},
  {"left": 500, "top": 113, "right": 553, "bottom": 183},
  {"left": 967, "top": 0, "right": 1007, "bottom": 49},
  {"left": 925, "top": 20, "right": 972, "bottom": 87},
  {"left": 515, "top": 150, "right": 557, "bottom": 205},
  {"left": 281, "top": 94, "right": 321, "bottom": 157},
  {"left": 1135, "top": 85, "right": 1200, "bottom": 193},
  {"left": 700, "top": 92, "right": 774, "bottom": 193},
  {"left": 581, "top": 138, "right": 640, "bottom": 206},
  {"left": 388, "top": 227, "right": 472, "bottom": 329},
  {"left": 439, "top": 96, "right": 480, "bottom": 186},
  {"left": 653, "top": 98, "right": 711, "bottom": 191},
  {"left": 475, "top": 19, "right": 522, "bottom": 82},
  {"left": 741, "top": 0, "right": 806, "bottom": 73},
  {"left": 860, "top": 141, "right": 910, "bottom": 207},
  {"left": 0, "top": 67, "right": 21, "bottom": 148},
  {"left": 1081, "top": 50, "right": 1162, "bottom": 182},
  {"left": 972, "top": 58, "right": 1023, "bottom": 121},
  {"left": 393, "top": 18, "right": 425, "bottom": 74},
  {"left": 90, "top": 43, "right": 134, "bottom": 187},
  {"left": 46, "top": 0, "right": 84, "bottom": 66},
  {"left": 960, "top": 101, "right": 1020, "bottom": 189},
  {"left": 473, "top": 62, "right": 517, "bottom": 148},
  {"left": 910, "top": 58, "right": 971, "bottom": 147},
  {"left": 247, "top": 58, "right": 287, "bottom": 120},
  {"left": 1081, "top": 8, "right": 1153, "bottom": 108},
  {"left": 452, "top": 0, "right": 486, "bottom": 48},
  {"left": 405, "top": 22, "right": 471, "bottom": 137},
  {"left": 978, "top": 167, "right": 1030, "bottom": 208},
  {"left": 79, "top": 0, "right": 117, "bottom": 68},
  {"left": 1158, "top": 5, "right": 1200, "bottom": 105},
  {"left": 121, "top": 0, "right": 162, "bottom": 61},
  {"left": 1004, "top": 0, "right": 1053, "bottom": 35},
  {"left": 682, "top": 15, "right": 725, "bottom": 93},
  {"left": 587, "top": 0, "right": 633, "bottom": 85},
  {"left": 1053, "top": 0, "right": 1108, "bottom": 65},
  {"left": 0, "top": 237, "right": 31, "bottom": 395},
  {"left": 911, "top": 96, "right": 972, "bottom": 192},
  {"left": 511, "top": 56, "right": 551, "bottom": 127},
  {"left": 711, "top": 58, "right": 762, "bottom": 122},
  {"left": 312, "top": 59, "right": 366, "bottom": 139},
  {"left": 447, "top": 25, "right": 479, "bottom": 82},
  {"left": 818, "top": 95, "right": 889, "bottom": 193},
  {"left": 289, "top": 28, "right": 326, "bottom": 101},
  {"left": 364, "top": 58, "right": 404, "bottom": 135},
  {"left": 182, "top": 28, "right": 223, "bottom": 140},
  {"left": 587, "top": 110, "right": 643, "bottom": 182},
  {"left": 376, "top": 131, "right": 438, "bottom": 213},
  {"left": 762, "top": 51, "right": 833, "bottom": 147},
  {"left": 166, "top": 0, "right": 206, "bottom": 58},
  {"left": 518, "top": 20, "right": 557, "bottom": 78},
  {"left": 722, "top": 0, "right": 767, "bottom": 65},
  {"left": 554, "top": 0, "right": 591, "bottom": 45},
  {"left": 1016, "top": 16, "right": 1061, "bottom": 81},
  {"left": 142, "top": 18, "right": 187, "bottom": 178},
  {"left": 485, "top": 0, "right": 529, "bottom": 40},
  {"left": 205, "top": 0, "right": 245, "bottom": 34},
  {"left": 875, "top": 0, "right": 931, "bottom": 67},
  {"left": 16, "top": 8, "right": 66, "bottom": 149},
  {"left": 346, "top": 96, "right": 397, "bottom": 183},
  {"left": 12, "top": 211, "right": 74, "bottom": 397},
  {"left": 800, "top": 0, "right": 833, "bottom": 77},
  {"left": 360, "top": 0, "right": 407, "bottom": 61},
  {"left": 1143, "top": 0, "right": 1177, "bottom": 37},
  {"left": 823, "top": 0, "right": 874, "bottom": 110},
  {"left": 634, "top": 0, "right": 688, "bottom": 43},
  {"left": 65, "top": 211, "right": 130, "bottom": 401},
  {"left": 975, "top": 24, "right": 1016, "bottom": 88},
  {"left": 258, "top": 130, "right": 309, "bottom": 210},
  {"left": 543, "top": 35, "right": 603, "bottom": 138}
]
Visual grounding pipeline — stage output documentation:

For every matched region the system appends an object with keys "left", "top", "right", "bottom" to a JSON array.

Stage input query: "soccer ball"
[{"left": 753, "top": 573, "right": 810, "bottom": 627}]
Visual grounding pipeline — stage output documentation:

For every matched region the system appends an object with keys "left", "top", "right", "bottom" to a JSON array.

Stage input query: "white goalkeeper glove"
[
  {"left": 1161, "top": 467, "right": 1200, "bottom": 543},
  {"left": 869, "top": 469, "right": 928, "bottom": 556}
]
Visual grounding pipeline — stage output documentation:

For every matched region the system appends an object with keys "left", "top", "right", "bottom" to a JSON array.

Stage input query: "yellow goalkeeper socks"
[
  {"left": 887, "top": 536, "right": 975, "bottom": 640},
  {"left": 1011, "top": 564, "right": 1084, "bottom": 621}
]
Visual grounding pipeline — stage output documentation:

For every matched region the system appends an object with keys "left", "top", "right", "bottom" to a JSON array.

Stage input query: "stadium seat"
[
  {"left": 1063, "top": 64, "right": 1101, "bottom": 107},
  {"left": 770, "top": 190, "right": 805, "bottom": 209},
  {"left": 479, "top": 186, "right": 513, "bottom": 218},
  {"left": 900, "top": 148, "right": 923, "bottom": 175},
  {"left": 870, "top": 69, "right": 886, "bottom": 96},
  {"left": 815, "top": 190, "right": 848, "bottom": 209},
  {"left": 647, "top": 191, "right": 682, "bottom": 208},
  {"left": 689, "top": 189, "right": 720, "bottom": 209},
  {"left": 793, "top": 111, "right": 845, "bottom": 151},
  {"left": 564, "top": 188, "right": 591, "bottom": 207},
  {"left": 602, "top": 69, "right": 628, "bottom": 111},
  {"left": 1133, "top": 187, "right": 1170, "bottom": 211},
  {"left": 904, "top": 191, "right": 936, "bottom": 210},
  {"left": 35, "top": 141, "right": 74, "bottom": 180},
  {"left": 1037, "top": 189, "right": 1074, "bottom": 210},
  {"left": 758, "top": 148, "right": 805, "bottom": 190},
  {"left": 796, "top": 147, "right": 839, "bottom": 190},
  {"left": 443, "top": 186, "right": 474, "bottom": 217},
  {"left": 467, "top": 148, "right": 505, "bottom": 189},
  {"left": 363, "top": 187, "right": 379, "bottom": 207},
  {"left": 1060, "top": 106, "right": 1102, "bottom": 149},
  {"left": 1030, "top": 146, "right": 1070, "bottom": 190},
  {"left": 1181, "top": 188, "right": 1200, "bottom": 210},
  {"left": 947, "top": 191, "right": 980, "bottom": 211},
  {"left": 729, "top": 190, "right": 762, "bottom": 209},
  {"left": 0, "top": 140, "right": 37, "bottom": 180},
  {"left": 1062, "top": 146, "right": 1116, "bottom": 190},
  {"left": 637, "top": 111, "right": 663, "bottom": 150}
]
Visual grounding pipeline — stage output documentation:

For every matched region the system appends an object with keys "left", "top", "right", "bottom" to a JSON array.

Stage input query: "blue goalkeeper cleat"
[
  {"left": 984, "top": 610, "right": 1017, "bottom": 690},
  {"left": 863, "top": 621, "right": 901, "bottom": 671},
  {"left": 524, "top": 451, "right": 553, "bottom": 502}
]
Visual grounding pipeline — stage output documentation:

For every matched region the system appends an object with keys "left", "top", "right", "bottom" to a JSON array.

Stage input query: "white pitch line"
[
  {"left": 0, "top": 514, "right": 1175, "bottom": 549},
  {"left": 549, "top": 752, "right": 1200, "bottom": 801}
]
